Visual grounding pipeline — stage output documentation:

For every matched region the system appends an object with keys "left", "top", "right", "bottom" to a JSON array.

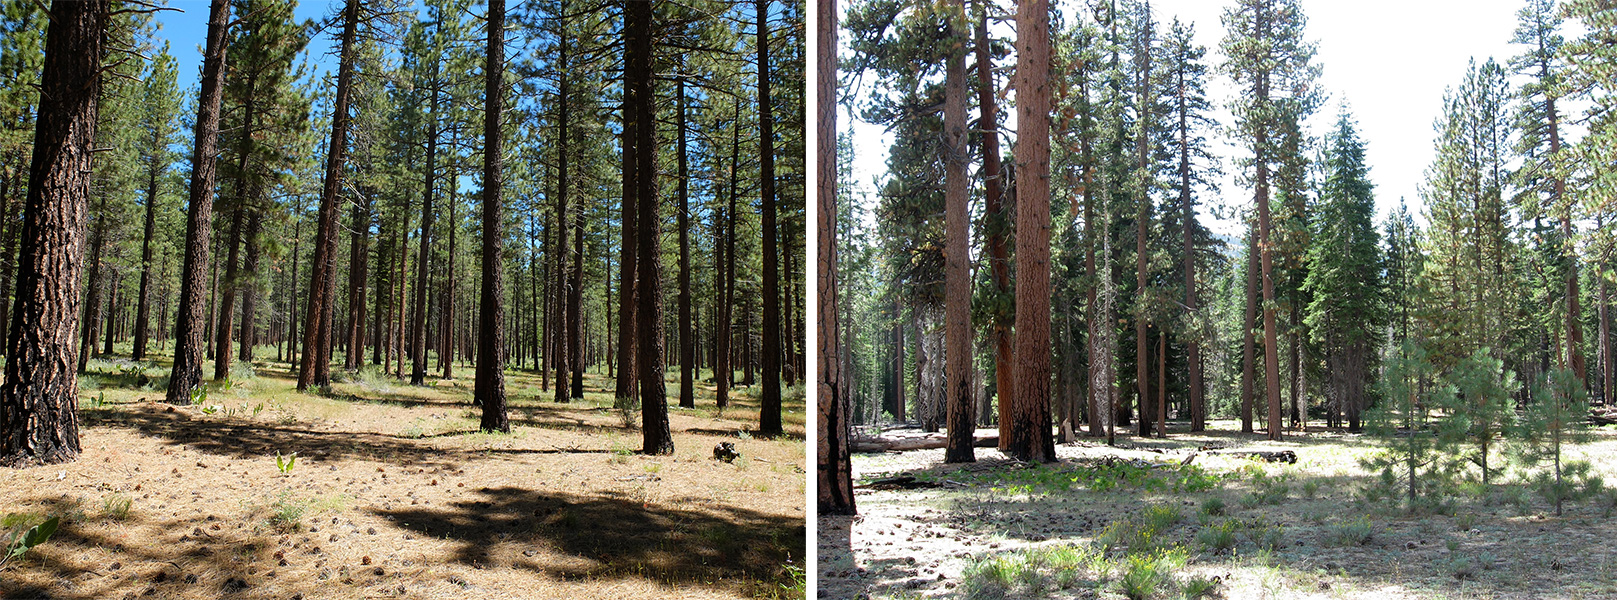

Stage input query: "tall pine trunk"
[
  {"left": 476, "top": 0, "right": 509, "bottom": 431},
  {"left": 975, "top": 6, "right": 1012, "bottom": 446},
  {"left": 0, "top": 0, "right": 107, "bottom": 466},
  {"left": 818, "top": 0, "right": 855, "bottom": 513},
  {"left": 627, "top": 0, "right": 670, "bottom": 453},
  {"left": 299, "top": 0, "right": 360, "bottom": 391},
  {"left": 240, "top": 210, "right": 263, "bottom": 362},
  {"left": 943, "top": 0, "right": 973, "bottom": 463},
  {"left": 134, "top": 153, "right": 161, "bottom": 360},
  {"left": 678, "top": 78, "right": 695, "bottom": 409},
  {"left": 167, "top": 0, "right": 230, "bottom": 404},
  {"left": 757, "top": 0, "right": 783, "bottom": 435},
  {"left": 1008, "top": 0, "right": 1054, "bottom": 462}
]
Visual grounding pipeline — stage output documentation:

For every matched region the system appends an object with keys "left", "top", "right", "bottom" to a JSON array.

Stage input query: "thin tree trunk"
[
  {"left": 411, "top": 70, "right": 438, "bottom": 385},
  {"left": 553, "top": 101, "right": 571, "bottom": 404},
  {"left": 1242, "top": 224, "right": 1257, "bottom": 433},
  {"left": 678, "top": 78, "right": 695, "bottom": 409},
  {"left": 166, "top": 0, "right": 230, "bottom": 404},
  {"left": 299, "top": 0, "right": 360, "bottom": 391},
  {"left": 975, "top": 6, "right": 1013, "bottom": 446},
  {"left": 213, "top": 203, "right": 244, "bottom": 380},
  {"left": 240, "top": 210, "right": 263, "bottom": 363},
  {"left": 134, "top": 145, "right": 161, "bottom": 360},
  {"left": 78, "top": 195, "right": 106, "bottom": 371}
]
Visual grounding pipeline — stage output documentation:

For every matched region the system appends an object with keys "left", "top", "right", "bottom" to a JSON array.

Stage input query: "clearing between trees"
[
  {"left": 0, "top": 358, "right": 806, "bottom": 600},
  {"left": 820, "top": 424, "right": 1617, "bottom": 600}
]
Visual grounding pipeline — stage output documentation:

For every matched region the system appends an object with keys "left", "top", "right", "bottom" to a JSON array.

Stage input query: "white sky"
[{"left": 840, "top": 0, "right": 1537, "bottom": 237}]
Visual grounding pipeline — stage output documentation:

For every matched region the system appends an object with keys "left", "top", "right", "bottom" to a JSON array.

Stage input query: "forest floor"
[
  {"left": 820, "top": 421, "right": 1617, "bottom": 600},
  {"left": 0, "top": 352, "right": 806, "bottom": 600}
]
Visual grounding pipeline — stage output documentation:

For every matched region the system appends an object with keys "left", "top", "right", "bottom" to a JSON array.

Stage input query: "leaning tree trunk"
[
  {"left": 817, "top": 0, "right": 855, "bottom": 514},
  {"left": 628, "top": 0, "right": 670, "bottom": 454},
  {"left": 299, "top": 0, "right": 360, "bottom": 391},
  {"left": 476, "top": 0, "right": 509, "bottom": 432},
  {"left": 1008, "top": 0, "right": 1054, "bottom": 462},
  {"left": 942, "top": 0, "right": 974, "bottom": 464},
  {"left": 0, "top": 0, "right": 107, "bottom": 466},
  {"left": 758, "top": 0, "right": 783, "bottom": 435},
  {"left": 167, "top": 0, "right": 230, "bottom": 404}
]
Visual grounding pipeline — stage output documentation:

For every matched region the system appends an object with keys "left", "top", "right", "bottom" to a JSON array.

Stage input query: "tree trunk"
[
  {"left": 78, "top": 195, "right": 105, "bottom": 371},
  {"left": 167, "top": 0, "right": 230, "bottom": 404},
  {"left": 678, "top": 78, "right": 695, "bottom": 409},
  {"left": 553, "top": 96, "right": 571, "bottom": 404},
  {"left": 817, "top": 0, "right": 853, "bottom": 513},
  {"left": 975, "top": 6, "right": 1013, "bottom": 447},
  {"left": 476, "top": 0, "right": 509, "bottom": 431},
  {"left": 716, "top": 96, "right": 741, "bottom": 409},
  {"left": 299, "top": 0, "right": 360, "bottom": 391},
  {"left": 615, "top": 60, "right": 639, "bottom": 407},
  {"left": 0, "top": 0, "right": 106, "bottom": 466},
  {"left": 626, "top": 0, "right": 670, "bottom": 453},
  {"left": 1007, "top": 0, "right": 1054, "bottom": 462},
  {"left": 240, "top": 210, "right": 263, "bottom": 363},
  {"left": 213, "top": 203, "right": 244, "bottom": 381},
  {"left": 943, "top": 0, "right": 973, "bottom": 463},
  {"left": 1242, "top": 224, "right": 1257, "bottom": 433},
  {"left": 344, "top": 197, "right": 370, "bottom": 371},
  {"left": 758, "top": 0, "right": 783, "bottom": 435},
  {"left": 1177, "top": 53, "right": 1204, "bottom": 432},
  {"left": 410, "top": 72, "right": 436, "bottom": 385},
  {"left": 134, "top": 148, "right": 161, "bottom": 360}
]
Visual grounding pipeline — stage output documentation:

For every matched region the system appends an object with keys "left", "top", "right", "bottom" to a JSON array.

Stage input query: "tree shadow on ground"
[
  {"left": 81, "top": 408, "right": 608, "bottom": 469},
  {"left": 374, "top": 485, "right": 805, "bottom": 593}
]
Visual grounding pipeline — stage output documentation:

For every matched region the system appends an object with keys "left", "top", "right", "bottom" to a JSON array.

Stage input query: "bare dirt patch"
[
  {"left": 1, "top": 357, "right": 805, "bottom": 600},
  {"left": 819, "top": 423, "right": 1617, "bottom": 600}
]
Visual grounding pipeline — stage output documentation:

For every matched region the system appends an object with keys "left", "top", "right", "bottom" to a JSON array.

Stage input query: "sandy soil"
[
  {"left": 0, "top": 355, "right": 805, "bottom": 600},
  {"left": 819, "top": 423, "right": 1617, "bottom": 600}
]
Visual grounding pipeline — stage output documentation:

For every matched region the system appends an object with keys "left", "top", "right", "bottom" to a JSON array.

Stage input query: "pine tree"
[
  {"left": 132, "top": 45, "right": 181, "bottom": 361},
  {"left": 1513, "top": 367, "right": 1598, "bottom": 516},
  {"left": 1007, "top": 0, "right": 1054, "bottom": 462},
  {"left": 1445, "top": 347, "right": 1518, "bottom": 487},
  {"left": 0, "top": 0, "right": 109, "bottom": 466},
  {"left": 1219, "top": 0, "right": 1319, "bottom": 441},
  {"left": 1303, "top": 109, "right": 1384, "bottom": 432}
]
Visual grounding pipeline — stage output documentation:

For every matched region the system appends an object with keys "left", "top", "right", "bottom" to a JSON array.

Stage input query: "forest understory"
[
  {"left": 0, "top": 352, "right": 806, "bottom": 600},
  {"left": 819, "top": 423, "right": 1617, "bottom": 600}
]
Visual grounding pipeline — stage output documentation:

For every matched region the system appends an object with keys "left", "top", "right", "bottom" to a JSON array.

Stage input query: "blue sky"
[{"left": 153, "top": 0, "right": 341, "bottom": 93}]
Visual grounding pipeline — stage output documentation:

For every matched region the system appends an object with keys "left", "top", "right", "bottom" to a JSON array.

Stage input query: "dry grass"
[
  {"left": 821, "top": 421, "right": 1617, "bottom": 600},
  {"left": 1, "top": 354, "right": 805, "bottom": 600}
]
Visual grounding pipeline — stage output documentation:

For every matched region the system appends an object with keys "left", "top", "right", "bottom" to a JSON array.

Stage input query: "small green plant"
[
  {"left": 1302, "top": 480, "right": 1320, "bottom": 499},
  {"left": 1201, "top": 496, "right": 1226, "bottom": 517},
  {"left": 1182, "top": 574, "right": 1219, "bottom": 599},
  {"left": 1324, "top": 517, "right": 1373, "bottom": 547},
  {"left": 1454, "top": 512, "right": 1478, "bottom": 531},
  {"left": 200, "top": 405, "right": 218, "bottom": 415},
  {"left": 189, "top": 386, "right": 208, "bottom": 406},
  {"left": 1143, "top": 505, "right": 1182, "bottom": 532},
  {"left": 87, "top": 392, "right": 107, "bottom": 409},
  {"left": 1197, "top": 520, "right": 1238, "bottom": 554},
  {"left": 251, "top": 403, "right": 265, "bottom": 418},
  {"left": 1448, "top": 555, "right": 1477, "bottom": 580},
  {"left": 102, "top": 494, "right": 133, "bottom": 521},
  {"left": 275, "top": 451, "right": 297, "bottom": 474},
  {"left": 1116, "top": 548, "right": 1186, "bottom": 600},
  {"left": 738, "top": 429, "right": 754, "bottom": 441},
  {"left": 1, "top": 515, "right": 59, "bottom": 567}
]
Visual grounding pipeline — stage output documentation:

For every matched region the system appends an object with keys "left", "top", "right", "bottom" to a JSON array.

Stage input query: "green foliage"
[
  {"left": 1, "top": 515, "right": 59, "bottom": 566},
  {"left": 1512, "top": 368, "right": 1598, "bottom": 515},
  {"left": 1444, "top": 348, "right": 1518, "bottom": 486},
  {"left": 1362, "top": 340, "right": 1463, "bottom": 511},
  {"left": 1323, "top": 517, "right": 1374, "bottom": 547},
  {"left": 275, "top": 451, "right": 297, "bottom": 474},
  {"left": 1116, "top": 548, "right": 1187, "bottom": 600},
  {"left": 102, "top": 494, "right": 133, "bottom": 521},
  {"left": 1196, "top": 520, "right": 1238, "bottom": 555},
  {"left": 1200, "top": 496, "right": 1226, "bottom": 516}
]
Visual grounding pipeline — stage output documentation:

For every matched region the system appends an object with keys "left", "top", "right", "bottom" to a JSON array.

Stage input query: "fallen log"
[
  {"left": 849, "top": 433, "right": 999, "bottom": 453},
  {"left": 1202, "top": 450, "right": 1297, "bottom": 464}
]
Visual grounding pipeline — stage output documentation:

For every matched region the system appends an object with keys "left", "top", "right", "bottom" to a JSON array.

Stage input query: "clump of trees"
[
  {"left": 0, "top": 0, "right": 806, "bottom": 466},
  {"left": 824, "top": 0, "right": 1617, "bottom": 513}
]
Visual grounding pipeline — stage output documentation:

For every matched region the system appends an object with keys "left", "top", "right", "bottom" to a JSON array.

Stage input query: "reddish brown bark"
[{"left": 1008, "top": 0, "right": 1054, "bottom": 462}]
